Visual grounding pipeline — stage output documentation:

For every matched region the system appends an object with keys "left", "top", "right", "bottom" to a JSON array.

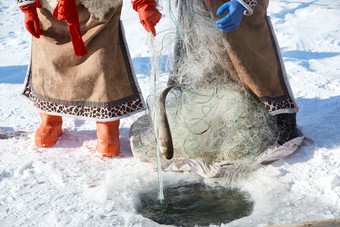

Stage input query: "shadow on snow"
[
  {"left": 131, "top": 55, "right": 171, "bottom": 76},
  {"left": 297, "top": 95, "right": 340, "bottom": 148},
  {"left": 0, "top": 65, "right": 27, "bottom": 84}
]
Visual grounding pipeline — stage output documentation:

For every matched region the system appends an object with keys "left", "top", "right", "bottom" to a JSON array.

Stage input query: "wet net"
[{"left": 130, "top": 0, "right": 279, "bottom": 177}]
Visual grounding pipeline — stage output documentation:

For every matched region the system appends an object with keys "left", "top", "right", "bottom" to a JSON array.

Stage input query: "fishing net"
[{"left": 130, "top": 0, "right": 282, "bottom": 177}]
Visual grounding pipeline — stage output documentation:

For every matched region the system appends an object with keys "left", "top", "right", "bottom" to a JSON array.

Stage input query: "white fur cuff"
[
  {"left": 17, "top": 0, "right": 36, "bottom": 7},
  {"left": 237, "top": 0, "right": 254, "bottom": 16}
]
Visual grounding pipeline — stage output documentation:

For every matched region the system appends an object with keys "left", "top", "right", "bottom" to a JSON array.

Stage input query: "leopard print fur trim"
[
  {"left": 23, "top": 86, "right": 145, "bottom": 121},
  {"left": 17, "top": 0, "right": 36, "bottom": 7},
  {"left": 264, "top": 98, "right": 298, "bottom": 116},
  {"left": 237, "top": 0, "right": 257, "bottom": 16},
  {"left": 244, "top": 0, "right": 257, "bottom": 9}
]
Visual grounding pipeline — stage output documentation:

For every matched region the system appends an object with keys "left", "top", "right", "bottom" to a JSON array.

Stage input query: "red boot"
[
  {"left": 96, "top": 120, "right": 120, "bottom": 156},
  {"left": 35, "top": 113, "right": 63, "bottom": 147}
]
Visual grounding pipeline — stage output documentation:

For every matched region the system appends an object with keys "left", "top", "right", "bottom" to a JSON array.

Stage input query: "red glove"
[
  {"left": 53, "top": 0, "right": 88, "bottom": 57},
  {"left": 20, "top": 1, "right": 44, "bottom": 38},
  {"left": 132, "top": 0, "right": 162, "bottom": 36}
]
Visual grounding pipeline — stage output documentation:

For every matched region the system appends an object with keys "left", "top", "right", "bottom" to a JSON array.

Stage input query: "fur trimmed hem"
[
  {"left": 40, "top": 0, "right": 122, "bottom": 20},
  {"left": 32, "top": 104, "right": 146, "bottom": 122},
  {"left": 268, "top": 107, "right": 299, "bottom": 116},
  {"left": 23, "top": 86, "right": 146, "bottom": 122},
  {"left": 263, "top": 98, "right": 299, "bottom": 116}
]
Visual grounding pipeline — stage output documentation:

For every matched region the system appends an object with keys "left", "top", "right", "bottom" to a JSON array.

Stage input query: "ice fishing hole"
[{"left": 136, "top": 182, "right": 254, "bottom": 226}]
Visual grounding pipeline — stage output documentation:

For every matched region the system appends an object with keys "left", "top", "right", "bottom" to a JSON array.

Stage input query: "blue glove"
[{"left": 216, "top": 0, "right": 246, "bottom": 32}]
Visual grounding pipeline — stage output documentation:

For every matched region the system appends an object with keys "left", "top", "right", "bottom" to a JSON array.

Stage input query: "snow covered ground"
[{"left": 0, "top": 0, "right": 339, "bottom": 226}]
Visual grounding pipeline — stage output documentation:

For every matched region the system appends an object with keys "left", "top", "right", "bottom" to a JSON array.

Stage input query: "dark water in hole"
[{"left": 136, "top": 182, "right": 254, "bottom": 226}]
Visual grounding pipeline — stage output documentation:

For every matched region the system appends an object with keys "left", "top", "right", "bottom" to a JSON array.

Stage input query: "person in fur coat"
[
  {"left": 18, "top": 0, "right": 160, "bottom": 156},
  {"left": 134, "top": 0, "right": 301, "bottom": 145}
]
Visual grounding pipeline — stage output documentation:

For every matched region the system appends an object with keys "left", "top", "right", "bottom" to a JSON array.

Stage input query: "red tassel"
[
  {"left": 68, "top": 23, "right": 88, "bottom": 56},
  {"left": 53, "top": 0, "right": 88, "bottom": 57}
]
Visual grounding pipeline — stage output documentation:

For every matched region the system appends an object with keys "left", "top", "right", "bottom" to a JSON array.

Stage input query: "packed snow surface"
[{"left": 0, "top": 0, "right": 339, "bottom": 226}]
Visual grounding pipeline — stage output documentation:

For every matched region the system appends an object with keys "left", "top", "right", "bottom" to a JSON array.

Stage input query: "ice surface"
[{"left": 0, "top": 0, "right": 339, "bottom": 226}]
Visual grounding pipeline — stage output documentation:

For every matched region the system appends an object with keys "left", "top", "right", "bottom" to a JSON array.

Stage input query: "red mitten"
[
  {"left": 132, "top": 0, "right": 162, "bottom": 36},
  {"left": 53, "top": 0, "right": 88, "bottom": 57},
  {"left": 20, "top": 1, "right": 44, "bottom": 38}
]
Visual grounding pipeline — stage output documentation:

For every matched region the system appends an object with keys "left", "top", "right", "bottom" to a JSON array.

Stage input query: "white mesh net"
[{"left": 130, "top": 0, "right": 281, "bottom": 178}]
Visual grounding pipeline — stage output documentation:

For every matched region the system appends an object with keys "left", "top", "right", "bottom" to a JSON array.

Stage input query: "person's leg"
[
  {"left": 206, "top": 0, "right": 300, "bottom": 142},
  {"left": 276, "top": 113, "right": 301, "bottom": 144},
  {"left": 96, "top": 120, "right": 120, "bottom": 156},
  {"left": 206, "top": 0, "right": 298, "bottom": 114},
  {"left": 35, "top": 113, "right": 63, "bottom": 147}
]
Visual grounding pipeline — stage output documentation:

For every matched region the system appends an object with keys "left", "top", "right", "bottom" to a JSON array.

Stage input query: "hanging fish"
[{"left": 156, "top": 85, "right": 178, "bottom": 160}]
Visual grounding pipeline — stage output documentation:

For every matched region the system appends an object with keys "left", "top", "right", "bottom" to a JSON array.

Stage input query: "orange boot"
[
  {"left": 96, "top": 120, "right": 120, "bottom": 156},
  {"left": 35, "top": 113, "right": 63, "bottom": 147}
]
